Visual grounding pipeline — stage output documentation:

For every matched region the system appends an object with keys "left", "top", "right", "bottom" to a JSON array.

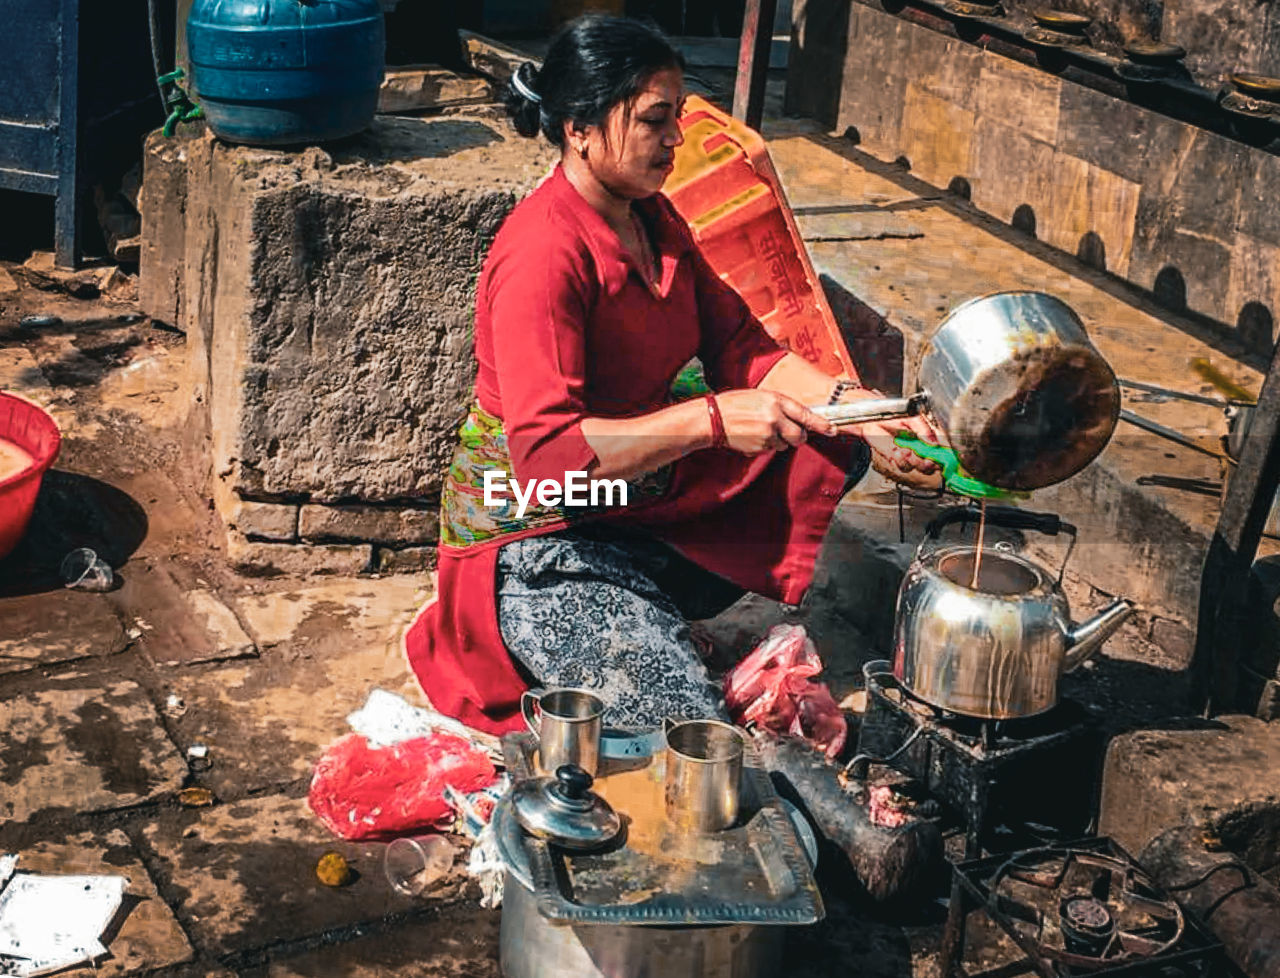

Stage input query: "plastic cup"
[
  {"left": 384, "top": 835, "right": 456, "bottom": 896},
  {"left": 60, "top": 548, "right": 114, "bottom": 592}
]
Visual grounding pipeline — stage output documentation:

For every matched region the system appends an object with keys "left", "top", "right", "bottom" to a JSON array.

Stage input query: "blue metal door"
[{"left": 0, "top": 0, "right": 161, "bottom": 267}]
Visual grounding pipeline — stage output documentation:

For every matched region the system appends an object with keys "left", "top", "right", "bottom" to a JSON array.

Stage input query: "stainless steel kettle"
[{"left": 893, "top": 507, "right": 1135, "bottom": 718}]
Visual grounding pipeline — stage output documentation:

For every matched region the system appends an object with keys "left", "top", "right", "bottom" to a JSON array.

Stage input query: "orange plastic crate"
[{"left": 667, "top": 96, "right": 857, "bottom": 381}]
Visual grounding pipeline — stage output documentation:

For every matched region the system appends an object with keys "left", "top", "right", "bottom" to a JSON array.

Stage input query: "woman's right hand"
[{"left": 711, "top": 390, "right": 838, "bottom": 455}]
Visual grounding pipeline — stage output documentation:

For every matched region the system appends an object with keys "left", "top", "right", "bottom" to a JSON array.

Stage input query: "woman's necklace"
[{"left": 630, "top": 211, "right": 660, "bottom": 288}]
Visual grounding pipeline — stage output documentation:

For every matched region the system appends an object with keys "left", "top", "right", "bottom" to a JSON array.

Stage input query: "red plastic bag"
[
  {"left": 723, "top": 624, "right": 847, "bottom": 760},
  {"left": 308, "top": 732, "right": 497, "bottom": 841}
]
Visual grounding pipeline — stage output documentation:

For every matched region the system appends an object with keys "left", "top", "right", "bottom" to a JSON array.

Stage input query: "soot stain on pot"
[{"left": 975, "top": 349, "right": 1119, "bottom": 489}]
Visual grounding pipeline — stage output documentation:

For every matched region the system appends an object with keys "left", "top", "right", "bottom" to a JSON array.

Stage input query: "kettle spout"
[{"left": 1064, "top": 598, "right": 1136, "bottom": 672}]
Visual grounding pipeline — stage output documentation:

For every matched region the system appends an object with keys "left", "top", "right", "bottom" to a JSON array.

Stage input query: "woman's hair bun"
[
  {"left": 505, "top": 62, "right": 543, "bottom": 139},
  {"left": 503, "top": 16, "right": 684, "bottom": 148}
]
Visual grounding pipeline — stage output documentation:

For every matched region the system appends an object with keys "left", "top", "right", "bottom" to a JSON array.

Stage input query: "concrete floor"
[{"left": 0, "top": 65, "right": 1270, "bottom": 977}]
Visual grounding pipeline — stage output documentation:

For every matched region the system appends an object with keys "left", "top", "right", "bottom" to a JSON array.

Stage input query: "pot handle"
[
  {"left": 924, "top": 505, "right": 1079, "bottom": 581},
  {"left": 925, "top": 505, "right": 1073, "bottom": 540}
]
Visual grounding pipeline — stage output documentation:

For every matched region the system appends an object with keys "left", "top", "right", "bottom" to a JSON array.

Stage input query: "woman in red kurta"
[{"left": 405, "top": 15, "right": 937, "bottom": 735}]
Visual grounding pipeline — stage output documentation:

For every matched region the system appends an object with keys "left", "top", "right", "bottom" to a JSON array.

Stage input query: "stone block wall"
[
  {"left": 140, "top": 117, "right": 556, "bottom": 573},
  {"left": 993, "top": 0, "right": 1280, "bottom": 87},
  {"left": 788, "top": 0, "right": 1280, "bottom": 350}
]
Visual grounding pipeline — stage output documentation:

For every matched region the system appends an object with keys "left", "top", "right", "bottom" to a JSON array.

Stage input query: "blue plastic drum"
[{"left": 187, "top": 0, "right": 385, "bottom": 146}]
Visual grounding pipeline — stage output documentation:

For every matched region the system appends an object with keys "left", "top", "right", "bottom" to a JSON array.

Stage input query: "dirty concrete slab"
[
  {"left": 162, "top": 645, "right": 428, "bottom": 798},
  {"left": 29, "top": 329, "right": 190, "bottom": 434},
  {"left": 0, "top": 588, "right": 128, "bottom": 674},
  {"left": 0, "top": 678, "right": 187, "bottom": 821},
  {"left": 11, "top": 828, "right": 194, "bottom": 975},
  {"left": 796, "top": 210, "right": 925, "bottom": 242},
  {"left": 6, "top": 321, "right": 214, "bottom": 564},
  {"left": 0, "top": 344, "right": 82, "bottom": 466},
  {"left": 234, "top": 575, "right": 430, "bottom": 653},
  {"left": 177, "top": 590, "right": 255, "bottom": 660},
  {"left": 0, "top": 436, "right": 213, "bottom": 599},
  {"left": 100, "top": 462, "right": 220, "bottom": 563},
  {"left": 0, "top": 345, "right": 53, "bottom": 399},
  {"left": 140, "top": 794, "right": 473, "bottom": 958},
  {"left": 785, "top": 891, "right": 946, "bottom": 978},
  {"left": 1099, "top": 714, "right": 1280, "bottom": 854},
  {"left": 161, "top": 576, "right": 432, "bottom": 796},
  {"left": 780, "top": 162, "right": 935, "bottom": 214},
  {"left": 254, "top": 905, "right": 500, "bottom": 978},
  {"left": 112, "top": 560, "right": 256, "bottom": 667}
]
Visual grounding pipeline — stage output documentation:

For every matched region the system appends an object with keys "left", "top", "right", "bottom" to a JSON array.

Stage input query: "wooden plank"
[
  {"left": 732, "top": 0, "right": 778, "bottom": 130},
  {"left": 1191, "top": 338, "right": 1280, "bottom": 714}
]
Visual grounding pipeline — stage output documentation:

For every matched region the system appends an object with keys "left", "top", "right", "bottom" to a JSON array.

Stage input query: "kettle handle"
[
  {"left": 924, "top": 505, "right": 1079, "bottom": 581},
  {"left": 521, "top": 689, "right": 544, "bottom": 738},
  {"left": 925, "top": 505, "right": 1074, "bottom": 538}
]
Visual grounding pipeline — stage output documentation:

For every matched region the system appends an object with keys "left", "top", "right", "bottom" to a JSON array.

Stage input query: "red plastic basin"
[{"left": 0, "top": 393, "right": 61, "bottom": 561}]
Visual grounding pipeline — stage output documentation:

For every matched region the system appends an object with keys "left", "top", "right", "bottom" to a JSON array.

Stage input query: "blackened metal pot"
[{"left": 814, "top": 291, "right": 1120, "bottom": 491}]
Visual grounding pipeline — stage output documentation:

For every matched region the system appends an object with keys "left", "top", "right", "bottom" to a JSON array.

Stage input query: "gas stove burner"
[
  {"left": 855, "top": 662, "right": 1098, "bottom": 858},
  {"left": 1060, "top": 895, "right": 1117, "bottom": 958},
  {"left": 868, "top": 663, "right": 1087, "bottom": 750},
  {"left": 943, "top": 839, "right": 1223, "bottom": 978},
  {"left": 990, "top": 846, "right": 1185, "bottom": 969}
]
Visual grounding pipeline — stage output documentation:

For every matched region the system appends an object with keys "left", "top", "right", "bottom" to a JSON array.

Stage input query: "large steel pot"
[
  {"left": 493, "top": 796, "right": 816, "bottom": 978},
  {"left": 815, "top": 292, "right": 1120, "bottom": 491},
  {"left": 893, "top": 507, "right": 1135, "bottom": 718}
]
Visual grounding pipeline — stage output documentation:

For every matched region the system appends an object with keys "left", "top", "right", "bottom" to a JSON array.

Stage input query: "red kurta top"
[{"left": 405, "top": 166, "right": 857, "bottom": 734}]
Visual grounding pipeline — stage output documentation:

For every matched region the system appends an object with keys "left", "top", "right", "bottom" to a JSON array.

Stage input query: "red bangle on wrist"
[{"left": 705, "top": 394, "right": 727, "bottom": 449}]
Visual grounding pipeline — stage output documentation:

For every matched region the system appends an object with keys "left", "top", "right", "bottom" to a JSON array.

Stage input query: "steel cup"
[
  {"left": 663, "top": 719, "right": 745, "bottom": 833},
  {"left": 521, "top": 688, "right": 604, "bottom": 777}
]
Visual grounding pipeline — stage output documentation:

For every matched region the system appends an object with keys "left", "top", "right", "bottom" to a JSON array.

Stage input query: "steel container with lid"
[{"left": 493, "top": 793, "right": 817, "bottom": 978}]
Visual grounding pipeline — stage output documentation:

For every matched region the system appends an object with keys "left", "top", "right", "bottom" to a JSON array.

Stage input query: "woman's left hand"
[{"left": 837, "top": 387, "right": 944, "bottom": 491}]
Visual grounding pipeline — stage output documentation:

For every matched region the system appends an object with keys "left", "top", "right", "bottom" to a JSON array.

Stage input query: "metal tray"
[{"left": 501, "top": 731, "right": 824, "bottom": 926}]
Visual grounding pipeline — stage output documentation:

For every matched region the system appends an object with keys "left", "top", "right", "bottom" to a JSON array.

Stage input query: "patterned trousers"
[{"left": 496, "top": 524, "right": 745, "bottom": 728}]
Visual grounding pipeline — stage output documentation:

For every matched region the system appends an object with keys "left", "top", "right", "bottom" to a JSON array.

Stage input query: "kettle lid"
[{"left": 510, "top": 764, "right": 622, "bottom": 851}]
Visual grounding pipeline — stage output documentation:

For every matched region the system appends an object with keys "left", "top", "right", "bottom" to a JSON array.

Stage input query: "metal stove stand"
[
  {"left": 852, "top": 662, "right": 1099, "bottom": 858},
  {"left": 940, "top": 837, "right": 1224, "bottom": 978}
]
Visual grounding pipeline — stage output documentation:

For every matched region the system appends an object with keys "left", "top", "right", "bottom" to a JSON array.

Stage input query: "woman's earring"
[{"left": 579, "top": 144, "right": 589, "bottom": 160}]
